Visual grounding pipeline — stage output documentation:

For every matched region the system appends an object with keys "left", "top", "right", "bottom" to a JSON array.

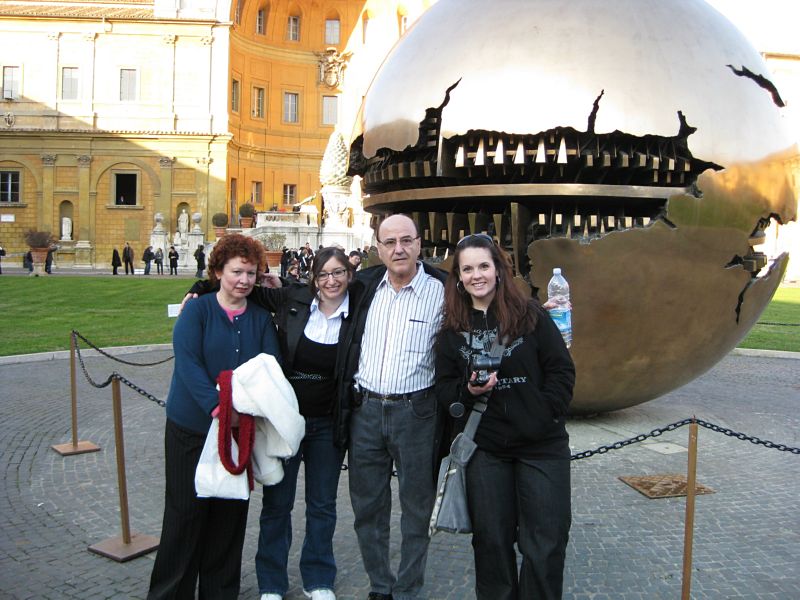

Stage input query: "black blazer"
[{"left": 190, "top": 278, "right": 365, "bottom": 449}]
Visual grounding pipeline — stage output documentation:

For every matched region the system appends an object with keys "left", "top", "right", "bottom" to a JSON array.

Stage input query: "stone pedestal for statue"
[{"left": 73, "top": 240, "right": 93, "bottom": 269}]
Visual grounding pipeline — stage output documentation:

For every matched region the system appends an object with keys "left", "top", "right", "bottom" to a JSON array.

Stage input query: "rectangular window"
[
  {"left": 231, "top": 79, "right": 240, "bottom": 112},
  {"left": 287, "top": 15, "right": 300, "bottom": 41},
  {"left": 283, "top": 92, "right": 299, "bottom": 123},
  {"left": 322, "top": 95, "right": 338, "bottom": 126},
  {"left": 252, "top": 86, "right": 265, "bottom": 118},
  {"left": 2, "top": 66, "right": 20, "bottom": 100},
  {"left": 252, "top": 181, "right": 262, "bottom": 204},
  {"left": 114, "top": 173, "right": 137, "bottom": 205},
  {"left": 230, "top": 178, "right": 238, "bottom": 219},
  {"left": 325, "top": 19, "right": 340, "bottom": 45},
  {"left": 235, "top": 0, "right": 242, "bottom": 24},
  {"left": 119, "top": 68, "right": 136, "bottom": 102},
  {"left": 0, "top": 171, "right": 20, "bottom": 202},
  {"left": 283, "top": 184, "right": 297, "bottom": 204},
  {"left": 61, "top": 67, "right": 79, "bottom": 101},
  {"left": 256, "top": 9, "right": 265, "bottom": 34}
]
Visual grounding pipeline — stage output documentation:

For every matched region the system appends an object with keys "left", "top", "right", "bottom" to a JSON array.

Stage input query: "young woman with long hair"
[{"left": 434, "top": 234, "right": 575, "bottom": 600}]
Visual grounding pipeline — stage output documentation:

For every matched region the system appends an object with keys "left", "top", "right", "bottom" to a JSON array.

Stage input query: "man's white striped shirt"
[{"left": 354, "top": 264, "right": 444, "bottom": 395}]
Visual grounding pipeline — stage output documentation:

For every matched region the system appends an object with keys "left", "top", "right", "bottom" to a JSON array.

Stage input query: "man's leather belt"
[{"left": 358, "top": 387, "right": 432, "bottom": 402}]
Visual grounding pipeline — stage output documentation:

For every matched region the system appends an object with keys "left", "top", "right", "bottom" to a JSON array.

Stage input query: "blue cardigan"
[{"left": 166, "top": 293, "right": 281, "bottom": 434}]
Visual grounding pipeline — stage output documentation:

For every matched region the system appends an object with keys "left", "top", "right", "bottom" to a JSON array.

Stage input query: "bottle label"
[{"left": 548, "top": 308, "right": 572, "bottom": 348}]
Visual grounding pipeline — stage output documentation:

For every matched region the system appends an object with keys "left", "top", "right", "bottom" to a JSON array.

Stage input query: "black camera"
[{"left": 470, "top": 353, "right": 501, "bottom": 386}]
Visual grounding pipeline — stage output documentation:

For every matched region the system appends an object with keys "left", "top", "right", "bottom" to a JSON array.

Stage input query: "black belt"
[{"left": 357, "top": 386, "right": 432, "bottom": 402}]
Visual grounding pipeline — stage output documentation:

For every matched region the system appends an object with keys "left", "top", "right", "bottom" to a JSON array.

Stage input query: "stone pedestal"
[
  {"left": 74, "top": 240, "right": 94, "bottom": 269},
  {"left": 150, "top": 231, "right": 168, "bottom": 257}
]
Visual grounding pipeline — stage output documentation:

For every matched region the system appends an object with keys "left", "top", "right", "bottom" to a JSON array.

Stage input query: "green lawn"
[
  {"left": 0, "top": 276, "right": 798, "bottom": 356},
  {"left": 739, "top": 286, "right": 800, "bottom": 352},
  {"left": 0, "top": 275, "right": 193, "bottom": 356}
]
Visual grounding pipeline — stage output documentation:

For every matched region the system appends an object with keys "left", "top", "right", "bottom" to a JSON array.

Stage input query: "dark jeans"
[
  {"left": 466, "top": 450, "right": 571, "bottom": 600},
  {"left": 148, "top": 419, "right": 249, "bottom": 600},
  {"left": 144, "top": 261, "right": 151, "bottom": 275},
  {"left": 156, "top": 260, "right": 164, "bottom": 274},
  {"left": 124, "top": 260, "right": 134, "bottom": 275},
  {"left": 348, "top": 391, "right": 437, "bottom": 600},
  {"left": 256, "top": 416, "right": 345, "bottom": 595}
]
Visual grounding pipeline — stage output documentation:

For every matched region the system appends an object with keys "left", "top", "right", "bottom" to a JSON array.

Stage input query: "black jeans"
[{"left": 466, "top": 449, "right": 571, "bottom": 600}]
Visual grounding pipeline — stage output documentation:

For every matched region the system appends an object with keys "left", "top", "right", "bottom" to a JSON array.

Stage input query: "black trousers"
[
  {"left": 466, "top": 449, "right": 571, "bottom": 600},
  {"left": 147, "top": 419, "right": 249, "bottom": 600},
  {"left": 124, "top": 260, "right": 134, "bottom": 274}
]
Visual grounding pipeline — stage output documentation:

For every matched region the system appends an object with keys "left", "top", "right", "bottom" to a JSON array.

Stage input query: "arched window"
[{"left": 397, "top": 5, "right": 409, "bottom": 36}]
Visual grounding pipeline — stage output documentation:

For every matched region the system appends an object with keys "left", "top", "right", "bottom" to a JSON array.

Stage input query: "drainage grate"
[{"left": 618, "top": 474, "right": 715, "bottom": 499}]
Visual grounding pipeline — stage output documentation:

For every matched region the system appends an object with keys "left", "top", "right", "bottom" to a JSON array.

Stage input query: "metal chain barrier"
[
  {"left": 571, "top": 417, "right": 800, "bottom": 460},
  {"left": 72, "top": 331, "right": 167, "bottom": 407},
  {"left": 72, "top": 330, "right": 174, "bottom": 367}
]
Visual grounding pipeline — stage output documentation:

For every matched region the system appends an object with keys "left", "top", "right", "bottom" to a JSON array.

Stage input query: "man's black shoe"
[{"left": 366, "top": 594, "right": 393, "bottom": 600}]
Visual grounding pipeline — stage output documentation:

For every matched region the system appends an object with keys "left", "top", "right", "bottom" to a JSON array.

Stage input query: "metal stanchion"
[
  {"left": 681, "top": 419, "right": 699, "bottom": 600},
  {"left": 88, "top": 377, "right": 159, "bottom": 562},
  {"left": 51, "top": 333, "right": 101, "bottom": 456}
]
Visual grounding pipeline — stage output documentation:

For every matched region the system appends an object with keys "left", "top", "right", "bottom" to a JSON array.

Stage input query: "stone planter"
[
  {"left": 30, "top": 247, "right": 49, "bottom": 276},
  {"left": 264, "top": 251, "right": 283, "bottom": 272},
  {"left": 214, "top": 226, "right": 227, "bottom": 239},
  {"left": 239, "top": 217, "right": 254, "bottom": 228}
]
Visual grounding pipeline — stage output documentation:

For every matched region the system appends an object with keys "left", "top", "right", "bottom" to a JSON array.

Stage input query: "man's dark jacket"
[{"left": 341, "top": 262, "right": 449, "bottom": 478}]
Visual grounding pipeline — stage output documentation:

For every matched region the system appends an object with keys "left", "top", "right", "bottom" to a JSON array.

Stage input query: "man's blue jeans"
[
  {"left": 348, "top": 392, "right": 437, "bottom": 600},
  {"left": 255, "top": 416, "right": 345, "bottom": 596}
]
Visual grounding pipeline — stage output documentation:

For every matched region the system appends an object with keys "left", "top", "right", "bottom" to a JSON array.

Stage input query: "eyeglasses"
[
  {"left": 317, "top": 268, "right": 348, "bottom": 281},
  {"left": 457, "top": 233, "right": 493, "bottom": 247},
  {"left": 377, "top": 236, "right": 420, "bottom": 251}
]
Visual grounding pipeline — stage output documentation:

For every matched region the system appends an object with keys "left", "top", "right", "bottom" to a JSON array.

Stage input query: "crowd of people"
[{"left": 148, "top": 217, "right": 575, "bottom": 600}]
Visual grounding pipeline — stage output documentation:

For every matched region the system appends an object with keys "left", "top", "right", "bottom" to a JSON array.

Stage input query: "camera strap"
[{"left": 463, "top": 336, "right": 507, "bottom": 440}]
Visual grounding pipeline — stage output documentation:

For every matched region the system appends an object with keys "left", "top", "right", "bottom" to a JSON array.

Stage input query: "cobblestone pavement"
[{"left": 0, "top": 349, "right": 798, "bottom": 600}]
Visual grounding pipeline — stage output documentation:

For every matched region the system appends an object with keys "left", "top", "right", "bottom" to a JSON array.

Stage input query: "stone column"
[
  {"left": 74, "top": 154, "right": 93, "bottom": 268},
  {"left": 158, "top": 156, "right": 174, "bottom": 234},
  {"left": 40, "top": 154, "right": 56, "bottom": 231}
]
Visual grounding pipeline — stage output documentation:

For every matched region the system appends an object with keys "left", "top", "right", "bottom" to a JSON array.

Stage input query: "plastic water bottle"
[{"left": 547, "top": 268, "right": 572, "bottom": 348}]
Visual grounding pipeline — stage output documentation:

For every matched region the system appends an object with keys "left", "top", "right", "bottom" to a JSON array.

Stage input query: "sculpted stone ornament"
[
  {"left": 348, "top": 0, "right": 798, "bottom": 414},
  {"left": 316, "top": 48, "right": 352, "bottom": 89}
]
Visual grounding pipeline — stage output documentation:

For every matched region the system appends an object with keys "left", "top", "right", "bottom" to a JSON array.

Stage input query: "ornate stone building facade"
[{"left": 0, "top": 0, "right": 435, "bottom": 266}]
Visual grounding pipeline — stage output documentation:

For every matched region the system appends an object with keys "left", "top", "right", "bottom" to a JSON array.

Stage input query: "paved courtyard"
[{"left": 0, "top": 348, "right": 798, "bottom": 599}]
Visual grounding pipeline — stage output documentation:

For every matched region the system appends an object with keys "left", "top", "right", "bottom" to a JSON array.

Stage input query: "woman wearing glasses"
[
  {"left": 434, "top": 234, "right": 575, "bottom": 600},
  {"left": 187, "top": 246, "right": 360, "bottom": 600}
]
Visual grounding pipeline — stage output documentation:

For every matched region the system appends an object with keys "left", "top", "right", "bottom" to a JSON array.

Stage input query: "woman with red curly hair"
[{"left": 148, "top": 234, "right": 281, "bottom": 600}]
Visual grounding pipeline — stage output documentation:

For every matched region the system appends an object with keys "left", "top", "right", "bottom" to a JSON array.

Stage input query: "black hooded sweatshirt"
[{"left": 434, "top": 304, "right": 575, "bottom": 460}]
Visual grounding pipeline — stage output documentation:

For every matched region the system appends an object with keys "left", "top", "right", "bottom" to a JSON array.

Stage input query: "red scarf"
[{"left": 216, "top": 370, "right": 255, "bottom": 491}]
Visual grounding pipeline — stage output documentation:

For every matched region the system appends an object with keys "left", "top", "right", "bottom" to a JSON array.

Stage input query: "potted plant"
[
  {"left": 24, "top": 230, "right": 56, "bottom": 276},
  {"left": 238, "top": 202, "right": 256, "bottom": 228},
  {"left": 254, "top": 232, "right": 287, "bottom": 271},
  {"left": 212, "top": 212, "right": 229, "bottom": 239}
]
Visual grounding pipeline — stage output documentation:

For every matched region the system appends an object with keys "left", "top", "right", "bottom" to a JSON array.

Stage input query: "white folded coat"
[{"left": 230, "top": 353, "right": 305, "bottom": 486}]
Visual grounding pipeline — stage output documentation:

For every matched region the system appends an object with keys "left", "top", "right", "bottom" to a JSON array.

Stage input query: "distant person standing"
[
  {"left": 143, "top": 246, "right": 155, "bottom": 275},
  {"left": 194, "top": 244, "right": 206, "bottom": 279},
  {"left": 168, "top": 245, "right": 179, "bottom": 275},
  {"left": 112, "top": 248, "right": 122, "bottom": 275},
  {"left": 123, "top": 242, "right": 135, "bottom": 275},
  {"left": 23, "top": 250, "right": 33, "bottom": 273},
  {"left": 154, "top": 247, "right": 164, "bottom": 275},
  {"left": 348, "top": 250, "right": 362, "bottom": 270},
  {"left": 45, "top": 246, "right": 55, "bottom": 274},
  {"left": 0, "top": 241, "right": 5, "bottom": 274}
]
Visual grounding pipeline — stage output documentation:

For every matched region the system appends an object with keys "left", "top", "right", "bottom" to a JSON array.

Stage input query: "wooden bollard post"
[
  {"left": 88, "top": 377, "right": 159, "bottom": 561},
  {"left": 51, "top": 333, "right": 100, "bottom": 456},
  {"left": 681, "top": 419, "right": 699, "bottom": 600}
]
